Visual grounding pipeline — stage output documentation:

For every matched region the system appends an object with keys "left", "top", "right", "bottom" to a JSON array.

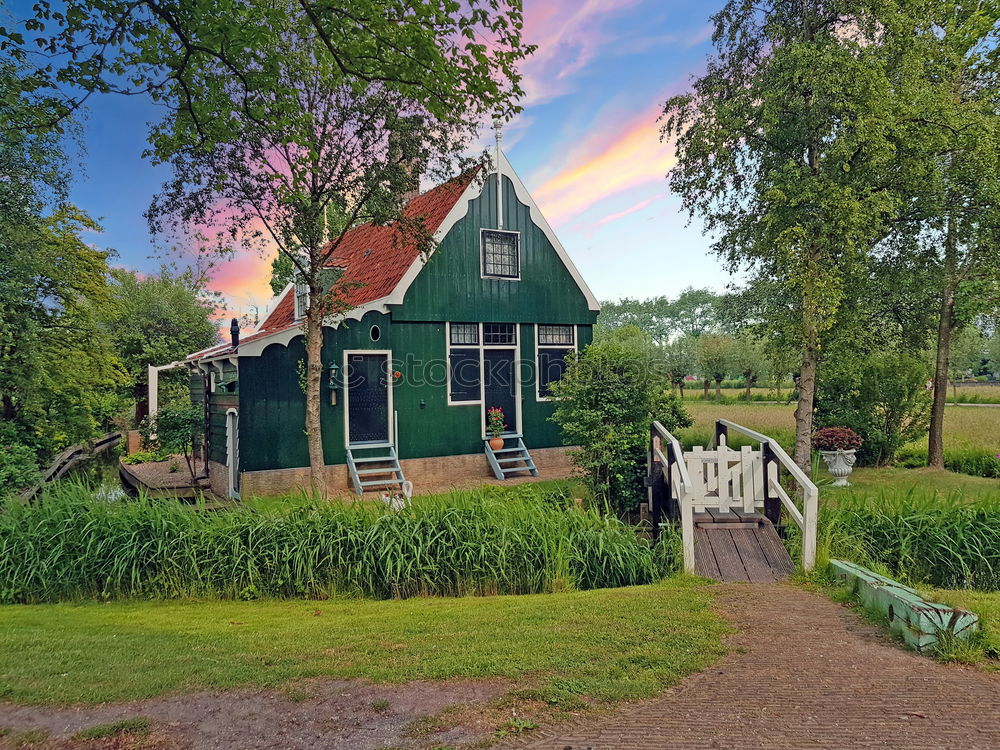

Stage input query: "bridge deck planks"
[{"left": 692, "top": 512, "right": 794, "bottom": 583}]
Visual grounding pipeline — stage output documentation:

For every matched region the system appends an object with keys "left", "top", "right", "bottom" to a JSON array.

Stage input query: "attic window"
[
  {"left": 482, "top": 230, "right": 519, "bottom": 279},
  {"left": 294, "top": 277, "right": 309, "bottom": 320}
]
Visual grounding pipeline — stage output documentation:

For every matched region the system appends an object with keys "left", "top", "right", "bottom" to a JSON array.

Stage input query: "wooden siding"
[
  {"left": 207, "top": 392, "right": 237, "bottom": 465},
  {"left": 238, "top": 316, "right": 593, "bottom": 473},
  {"left": 393, "top": 174, "right": 596, "bottom": 325}
]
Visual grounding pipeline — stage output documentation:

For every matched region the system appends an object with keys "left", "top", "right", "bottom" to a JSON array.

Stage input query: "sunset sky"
[{"left": 61, "top": 0, "right": 732, "bottom": 322}]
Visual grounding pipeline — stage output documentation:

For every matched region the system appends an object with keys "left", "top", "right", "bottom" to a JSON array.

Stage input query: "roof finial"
[{"left": 493, "top": 116, "right": 504, "bottom": 230}]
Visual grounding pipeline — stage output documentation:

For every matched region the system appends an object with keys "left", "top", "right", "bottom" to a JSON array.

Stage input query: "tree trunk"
[
  {"left": 134, "top": 382, "right": 149, "bottom": 427},
  {"left": 703, "top": 379, "right": 709, "bottom": 398},
  {"left": 304, "top": 297, "right": 326, "bottom": 491},
  {"left": 679, "top": 382, "right": 685, "bottom": 400},
  {"left": 715, "top": 378, "right": 722, "bottom": 399},
  {"left": 928, "top": 226, "right": 958, "bottom": 469},
  {"left": 744, "top": 373, "right": 751, "bottom": 402},
  {"left": 793, "top": 326, "right": 819, "bottom": 473}
]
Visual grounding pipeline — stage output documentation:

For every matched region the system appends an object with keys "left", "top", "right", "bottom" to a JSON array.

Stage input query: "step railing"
[
  {"left": 648, "top": 421, "right": 696, "bottom": 572},
  {"left": 711, "top": 419, "right": 818, "bottom": 572}
]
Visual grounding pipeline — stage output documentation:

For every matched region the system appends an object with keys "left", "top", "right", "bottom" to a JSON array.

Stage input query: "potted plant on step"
[
  {"left": 487, "top": 407, "right": 506, "bottom": 451},
  {"left": 813, "top": 427, "right": 863, "bottom": 487}
]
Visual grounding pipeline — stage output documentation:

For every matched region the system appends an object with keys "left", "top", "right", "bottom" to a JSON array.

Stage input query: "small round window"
[{"left": 370, "top": 325, "right": 381, "bottom": 342}]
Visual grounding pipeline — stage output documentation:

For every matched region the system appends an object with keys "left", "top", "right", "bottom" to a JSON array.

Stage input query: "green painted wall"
[
  {"left": 393, "top": 175, "right": 596, "bottom": 325},
  {"left": 235, "top": 172, "right": 598, "bottom": 473},
  {"left": 207, "top": 392, "right": 238, "bottom": 465}
]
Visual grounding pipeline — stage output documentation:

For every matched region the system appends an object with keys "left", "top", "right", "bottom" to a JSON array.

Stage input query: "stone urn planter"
[
  {"left": 813, "top": 426, "right": 863, "bottom": 488},
  {"left": 820, "top": 449, "right": 857, "bottom": 487}
]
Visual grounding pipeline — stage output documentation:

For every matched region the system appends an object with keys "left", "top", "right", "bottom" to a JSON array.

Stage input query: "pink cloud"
[
  {"left": 594, "top": 192, "right": 667, "bottom": 227},
  {"left": 528, "top": 98, "right": 677, "bottom": 226},
  {"left": 207, "top": 250, "right": 276, "bottom": 308},
  {"left": 520, "top": 0, "right": 644, "bottom": 106}
]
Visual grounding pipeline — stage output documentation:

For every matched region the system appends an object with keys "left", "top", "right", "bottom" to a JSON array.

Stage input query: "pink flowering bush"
[{"left": 812, "top": 426, "right": 863, "bottom": 452}]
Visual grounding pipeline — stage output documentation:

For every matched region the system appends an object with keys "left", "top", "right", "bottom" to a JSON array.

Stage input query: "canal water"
[{"left": 60, "top": 446, "right": 132, "bottom": 501}]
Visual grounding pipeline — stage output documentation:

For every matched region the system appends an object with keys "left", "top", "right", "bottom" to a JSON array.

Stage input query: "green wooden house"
[{"left": 187, "top": 150, "right": 599, "bottom": 498}]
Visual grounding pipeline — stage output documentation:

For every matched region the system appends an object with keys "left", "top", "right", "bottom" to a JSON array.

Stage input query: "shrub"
[
  {"left": 551, "top": 327, "right": 691, "bottom": 514},
  {"left": 894, "top": 445, "right": 1000, "bottom": 478},
  {"left": 812, "top": 427, "right": 863, "bottom": 452},
  {"left": 944, "top": 448, "right": 1000, "bottom": 479},
  {"left": 0, "top": 482, "right": 678, "bottom": 603},
  {"left": 0, "top": 441, "right": 40, "bottom": 496},
  {"left": 139, "top": 403, "right": 202, "bottom": 479},
  {"left": 120, "top": 450, "right": 171, "bottom": 465},
  {"left": 815, "top": 351, "right": 931, "bottom": 466}
]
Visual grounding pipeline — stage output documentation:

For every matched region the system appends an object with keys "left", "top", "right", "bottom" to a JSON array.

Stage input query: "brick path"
[{"left": 501, "top": 583, "right": 1000, "bottom": 750}]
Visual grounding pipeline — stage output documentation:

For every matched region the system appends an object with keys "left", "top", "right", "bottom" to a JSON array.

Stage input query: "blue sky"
[{"left": 41, "top": 0, "right": 734, "bottom": 317}]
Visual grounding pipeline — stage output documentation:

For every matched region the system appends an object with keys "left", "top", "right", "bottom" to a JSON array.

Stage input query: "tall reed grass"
[
  {"left": 0, "top": 482, "right": 678, "bottom": 603},
  {"left": 819, "top": 489, "right": 1000, "bottom": 591}
]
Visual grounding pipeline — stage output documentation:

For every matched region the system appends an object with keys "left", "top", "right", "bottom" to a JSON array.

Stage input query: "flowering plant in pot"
[
  {"left": 486, "top": 407, "right": 507, "bottom": 450},
  {"left": 813, "top": 427, "right": 863, "bottom": 486}
]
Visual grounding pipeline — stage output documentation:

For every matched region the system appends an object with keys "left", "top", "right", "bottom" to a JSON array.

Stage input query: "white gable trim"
[
  {"left": 254, "top": 282, "right": 294, "bottom": 334},
  {"left": 381, "top": 151, "right": 600, "bottom": 311},
  {"left": 495, "top": 150, "right": 600, "bottom": 311}
]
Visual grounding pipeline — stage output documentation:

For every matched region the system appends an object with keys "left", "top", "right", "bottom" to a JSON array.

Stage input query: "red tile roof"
[{"left": 189, "top": 168, "right": 480, "bottom": 361}]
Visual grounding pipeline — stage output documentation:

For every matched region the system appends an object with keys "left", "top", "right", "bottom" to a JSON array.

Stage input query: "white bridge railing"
[{"left": 648, "top": 419, "right": 818, "bottom": 573}]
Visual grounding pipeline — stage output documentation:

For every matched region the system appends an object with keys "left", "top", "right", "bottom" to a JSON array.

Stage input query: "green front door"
[
  {"left": 483, "top": 349, "right": 518, "bottom": 435},
  {"left": 347, "top": 353, "right": 389, "bottom": 444}
]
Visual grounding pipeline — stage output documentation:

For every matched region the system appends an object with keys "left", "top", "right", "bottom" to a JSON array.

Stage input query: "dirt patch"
[{"left": 0, "top": 678, "right": 511, "bottom": 750}]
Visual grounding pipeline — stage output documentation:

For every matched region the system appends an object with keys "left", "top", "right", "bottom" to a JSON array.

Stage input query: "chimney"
[
  {"left": 389, "top": 116, "right": 425, "bottom": 204},
  {"left": 230, "top": 318, "right": 240, "bottom": 349}
]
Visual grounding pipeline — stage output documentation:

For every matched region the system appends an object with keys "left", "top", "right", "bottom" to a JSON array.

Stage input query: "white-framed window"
[
  {"left": 446, "top": 322, "right": 522, "bottom": 437},
  {"left": 481, "top": 229, "right": 520, "bottom": 279},
  {"left": 294, "top": 277, "right": 309, "bottom": 320},
  {"left": 448, "top": 322, "right": 481, "bottom": 403},
  {"left": 445, "top": 322, "right": 519, "bottom": 405},
  {"left": 535, "top": 324, "right": 577, "bottom": 400}
]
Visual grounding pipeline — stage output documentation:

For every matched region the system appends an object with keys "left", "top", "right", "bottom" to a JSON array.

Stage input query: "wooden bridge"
[{"left": 648, "top": 419, "right": 818, "bottom": 582}]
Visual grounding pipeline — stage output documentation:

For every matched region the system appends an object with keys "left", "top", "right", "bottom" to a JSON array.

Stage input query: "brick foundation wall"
[
  {"left": 238, "top": 446, "right": 579, "bottom": 499},
  {"left": 207, "top": 460, "right": 230, "bottom": 498}
]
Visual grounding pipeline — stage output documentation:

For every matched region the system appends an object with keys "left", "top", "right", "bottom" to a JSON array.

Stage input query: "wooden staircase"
[
  {"left": 346, "top": 444, "right": 408, "bottom": 495},
  {"left": 484, "top": 437, "right": 539, "bottom": 480}
]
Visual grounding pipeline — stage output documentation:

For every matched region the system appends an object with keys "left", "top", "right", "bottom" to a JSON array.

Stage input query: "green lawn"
[
  {"left": 0, "top": 578, "right": 726, "bottom": 706},
  {"left": 822, "top": 467, "right": 1000, "bottom": 499}
]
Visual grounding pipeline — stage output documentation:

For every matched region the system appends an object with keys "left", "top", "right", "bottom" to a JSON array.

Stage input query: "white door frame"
[
  {"left": 225, "top": 408, "right": 240, "bottom": 499},
  {"left": 343, "top": 350, "right": 394, "bottom": 447}
]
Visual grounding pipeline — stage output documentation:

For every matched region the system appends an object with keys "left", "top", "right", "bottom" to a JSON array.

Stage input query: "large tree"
[
  {"left": 101, "top": 267, "right": 218, "bottom": 424},
  {"left": 883, "top": 2, "right": 1000, "bottom": 468},
  {"left": 662, "top": 1, "right": 903, "bottom": 470},
  {"left": 0, "top": 61, "right": 125, "bottom": 473},
  {"left": 141, "top": 7, "right": 530, "bottom": 487},
  {"left": 1, "top": 1, "right": 531, "bottom": 134}
]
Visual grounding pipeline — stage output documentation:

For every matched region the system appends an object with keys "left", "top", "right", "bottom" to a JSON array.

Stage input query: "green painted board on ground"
[{"left": 829, "top": 559, "right": 979, "bottom": 651}]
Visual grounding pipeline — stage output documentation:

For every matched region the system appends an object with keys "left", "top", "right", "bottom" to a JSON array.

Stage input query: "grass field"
[
  {"left": 0, "top": 578, "right": 726, "bottom": 706},
  {"left": 680, "top": 400, "right": 998, "bottom": 453},
  {"left": 681, "top": 383, "right": 1000, "bottom": 404}
]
